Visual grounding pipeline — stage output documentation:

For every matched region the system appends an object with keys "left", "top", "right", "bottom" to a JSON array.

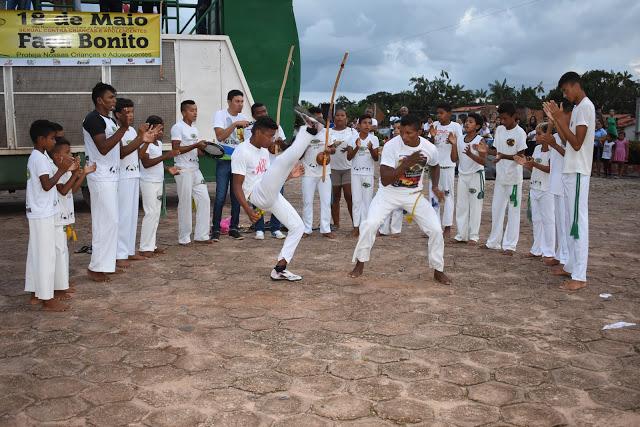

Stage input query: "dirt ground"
[{"left": 1, "top": 175, "right": 639, "bottom": 426}]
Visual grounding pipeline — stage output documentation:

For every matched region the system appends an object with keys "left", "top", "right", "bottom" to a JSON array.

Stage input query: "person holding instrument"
[{"left": 348, "top": 115, "right": 451, "bottom": 285}]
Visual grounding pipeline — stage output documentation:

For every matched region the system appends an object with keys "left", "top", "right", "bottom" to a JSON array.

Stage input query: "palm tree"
[{"left": 488, "top": 79, "right": 516, "bottom": 103}]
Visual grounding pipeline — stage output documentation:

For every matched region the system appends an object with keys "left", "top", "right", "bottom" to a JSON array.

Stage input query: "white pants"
[
  {"left": 139, "top": 180, "right": 162, "bottom": 252},
  {"left": 25, "top": 216, "right": 56, "bottom": 300},
  {"left": 353, "top": 188, "right": 445, "bottom": 272},
  {"left": 530, "top": 189, "right": 555, "bottom": 257},
  {"left": 250, "top": 127, "right": 313, "bottom": 263},
  {"left": 55, "top": 225, "right": 69, "bottom": 291},
  {"left": 486, "top": 182, "right": 522, "bottom": 251},
  {"left": 553, "top": 193, "right": 568, "bottom": 264},
  {"left": 175, "top": 169, "right": 210, "bottom": 244},
  {"left": 455, "top": 172, "right": 484, "bottom": 242},
  {"left": 117, "top": 177, "right": 139, "bottom": 259},
  {"left": 88, "top": 180, "right": 118, "bottom": 273},
  {"left": 429, "top": 167, "right": 455, "bottom": 227},
  {"left": 562, "top": 173, "right": 589, "bottom": 281},
  {"left": 351, "top": 174, "right": 374, "bottom": 227},
  {"left": 302, "top": 175, "right": 332, "bottom": 234},
  {"left": 380, "top": 209, "right": 403, "bottom": 235}
]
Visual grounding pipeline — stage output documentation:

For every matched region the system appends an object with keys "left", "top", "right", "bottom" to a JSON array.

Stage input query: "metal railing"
[{"left": 30, "top": 0, "right": 219, "bottom": 35}]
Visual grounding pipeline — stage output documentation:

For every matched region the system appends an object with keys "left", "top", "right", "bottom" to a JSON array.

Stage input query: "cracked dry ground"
[{"left": 1, "top": 177, "right": 640, "bottom": 427}]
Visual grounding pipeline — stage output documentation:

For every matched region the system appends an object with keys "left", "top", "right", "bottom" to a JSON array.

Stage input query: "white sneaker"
[
  {"left": 254, "top": 231, "right": 265, "bottom": 240},
  {"left": 272, "top": 230, "right": 286, "bottom": 239},
  {"left": 270, "top": 269, "right": 302, "bottom": 281}
]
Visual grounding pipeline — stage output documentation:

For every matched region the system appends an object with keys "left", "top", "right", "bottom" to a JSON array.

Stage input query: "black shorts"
[{"left": 593, "top": 145, "right": 602, "bottom": 161}]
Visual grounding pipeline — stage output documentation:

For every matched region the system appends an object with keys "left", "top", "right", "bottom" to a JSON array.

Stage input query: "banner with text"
[{"left": 0, "top": 10, "right": 161, "bottom": 66}]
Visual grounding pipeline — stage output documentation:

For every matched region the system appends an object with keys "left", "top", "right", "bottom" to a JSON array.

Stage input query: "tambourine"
[{"left": 202, "top": 141, "right": 225, "bottom": 158}]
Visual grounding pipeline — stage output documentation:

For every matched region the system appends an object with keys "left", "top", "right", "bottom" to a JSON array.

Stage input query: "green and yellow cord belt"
[
  {"left": 64, "top": 225, "right": 77, "bottom": 241},
  {"left": 570, "top": 173, "right": 581, "bottom": 239},
  {"left": 477, "top": 171, "right": 485, "bottom": 200},
  {"left": 509, "top": 185, "right": 518, "bottom": 207},
  {"left": 161, "top": 181, "right": 167, "bottom": 218},
  {"left": 406, "top": 192, "right": 423, "bottom": 224}
]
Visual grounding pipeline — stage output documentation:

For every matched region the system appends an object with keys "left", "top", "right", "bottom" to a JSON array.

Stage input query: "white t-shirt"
[
  {"left": 530, "top": 145, "right": 550, "bottom": 192},
  {"left": 83, "top": 110, "right": 120, "bottom": 182},
  {"left": 26, "top": 150, "right": 57, "bottom": 219},
  {"left": 432, "top": 121, "right": 464, "bottom": 168},
  {"left": 140, "top": 141, "right": 165, "bottom": 183},
  {"left": 231, "top": 140, "right": 270, "bottom": 199},
  {"left": 348, "top": 133, "right": 379, "bottom": 176},
  {"left": 119, "top": 126, "right": 140, "bottom": 180},
  {"left": 564, "top": 97, "right": 595, "bottom": 175},
  {"left": 549, "top": 133, "right": 565, "bottom": 196},
  {"left": 380, "top": 135, "right": 438, "bottom": 194},
  {"left": 54, "top": 169, "right": 75, "bottom": 226},
  {"left": 171, "top": 120, "right": 200, "bottom": 171},
  {"left": 329, "top": 127, "right": 357, "bottom": 171},
  {"left": 493, "top": 125, "right": 528, "bottom": 185},
  {"left": 213, "top": 109, "right": 249, "bottom": 151},
  {"left": 301, "top": 127, "right": 331, "bottom": 177},
  {"left": 458, "top": 134, "right": 484, "bottom": 175},
  {"left": 602, "top": 140, "right": 615, "bottom": 160}
]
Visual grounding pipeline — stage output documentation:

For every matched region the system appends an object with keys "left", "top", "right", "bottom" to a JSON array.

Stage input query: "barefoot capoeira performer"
[
  {"left": 349, "top": 115, "right": 451, "bottom": 285},
  {"left": 484, "top": 101, "right": 527, "bottom": 256},
  {"left": 450, "top": 113, "right": 488, "bottom": 244},
  {"left": 232, "top": 116, "right": 315, "bottom": 281},
  {"left": 83, "top": 83, "right": 130, "bottom": 282},
  {"left": 543, "top": 72, "right": 595, "bottom": 291},
  {"left": 346, "top": 114, "right": 379, "bottom": 237},
  {"left": 428, "top": 103, "right": 464, "bottom": 239}
]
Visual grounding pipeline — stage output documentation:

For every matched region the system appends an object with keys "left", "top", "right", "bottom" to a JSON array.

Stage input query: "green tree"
[
  {"left": 488, "top": 79, "right": 517, "bottom": 103},
  {"left": 515, "top": 82, "right": 544, "bottom": 109}
]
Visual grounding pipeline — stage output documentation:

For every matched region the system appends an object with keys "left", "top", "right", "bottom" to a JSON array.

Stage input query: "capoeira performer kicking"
[
  {"left": 232, "top": 116, "right": 317, "bottom": 281},
  {"left": 349, "top": 115, "right": 451, "bottom": 285}
]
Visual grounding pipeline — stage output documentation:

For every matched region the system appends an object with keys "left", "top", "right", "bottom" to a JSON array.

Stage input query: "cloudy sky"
[{"left": 293, "top": 0, "right": 640, "bottom": 104}]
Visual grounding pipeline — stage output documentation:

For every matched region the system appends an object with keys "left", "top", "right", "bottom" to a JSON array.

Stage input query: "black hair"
[
  {"left": 146, "top": 115, "right": 164, "bottom": 126},
  {"left": 497, "top": 101, "right": 517, "bottom": 116},
  {"left": 399, "top": 114, "right": 422, "bottom": 131},
  {"left": 334, "top": 108, "right": 347, "bottom": 115},
  {"left": 467, "top": 113, "right": 484, "bottom": 129},
  {"left": 29, "top": 120, "right": 55, "bottom": 144},
  {"left": 52, "top": 136, "right": 71, "bottom": 153},
  {"left": 252, "top": 116, "right": 278, "bottom": 133},
  {"left": 115, "top": 98, "right": 134, "bottom": 113},
  {"left": 251, "top": 102, "right": 266, "bottom": 116},
  {"left": 436, "top": 103, "right": 452, "bottom": 113},
  {"left": 227, "top": 89, "right": 243, "bottom": 101},
  {"left": 558, "top": 71, "right": 582, "bottom": 89},
  {"left": 91, "top": 82, "right": 116, "bottom": 106},
  {"left": 180, "top": 100, "right": 196, "bottom": 112},
  {"left": 358, "top": 114, "right": 372, "bottom": 123},
  {"left": 49, "top": 122, "right": 63, "bottom": 132},
  {"left": 308, "top": 106, "right": 322, "bottom": 115}
]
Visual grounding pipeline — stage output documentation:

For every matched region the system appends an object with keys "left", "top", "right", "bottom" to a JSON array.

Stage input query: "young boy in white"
[
  {"left": 114, "top": 98, "right": 158, "bottom": 267},
  {"left": 428, "top": 104, "right": 464, "bottom": 238},
  {"left": 346, "top": 115, "right": 379, "bottom": 236},
  {"left": 349, "top": 115, "right": 451, "bottom": 285},
  {"left": 484, "top": 102, "right": 528, "bottom": 255},
  {"left": 171, "top": 100, "right": 211, "bottom": 245},
  {"left": 449, "top": 113, "right": 488, "bottom": 243},
  {"left": 543, "top": 72, "right": 596, "bottom": 291},
  {"left": 139, "top": 115, "right": 180, "bottom": 257},
  {"left": 521, "top": 123, "right": 554, "bottom": 259},
  {"left": 243, "top": 103, "right": 287, "bottom": 240},
  {"left": 25, "top": 120, "right": 74, "bottom": 311},
  {"left": 232, "top": 116, "right": 311, "bottom": 281},
  {"left": 51, "top": 138, "right": 95, "bottom": 296},
  {"left": 301, "top": 117, "right": 335, "bottom": 239},
  {"left": 83, "top": 83, "right": 131, "bottom": 283}
]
